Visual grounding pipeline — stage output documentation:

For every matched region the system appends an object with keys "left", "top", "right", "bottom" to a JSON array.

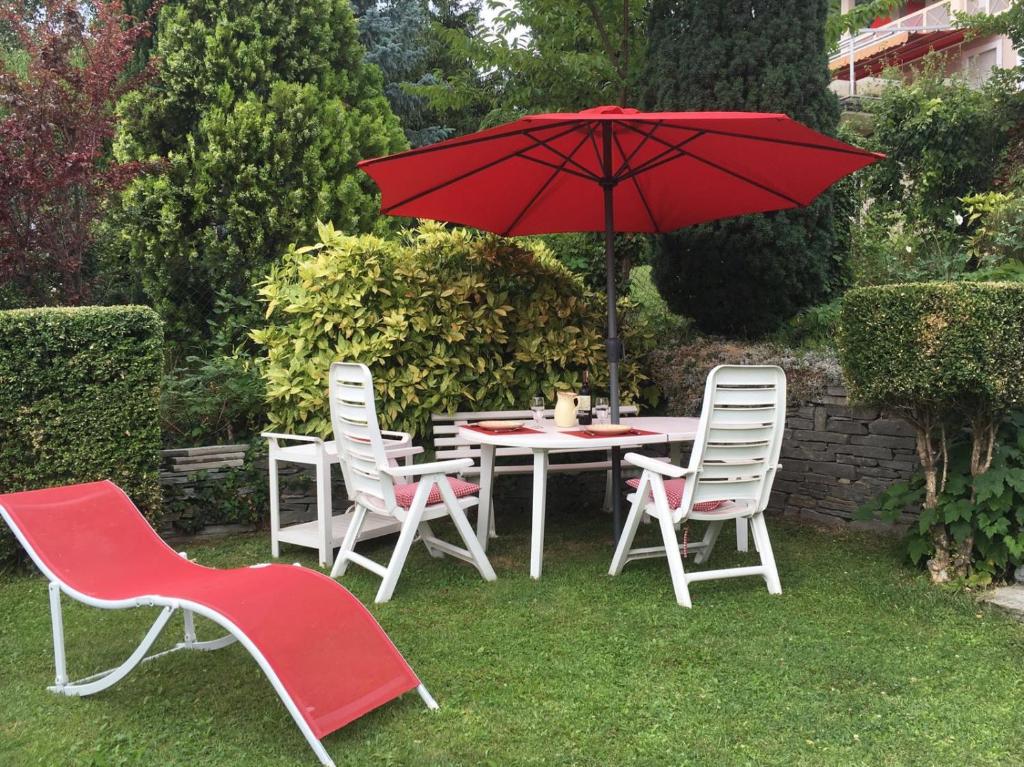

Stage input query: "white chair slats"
[
  {"left": 328, "top": 362, "right": 496, "bottom": 602},
  {"left": 609, "top": 365, "right": 786, "bottom": 607}
]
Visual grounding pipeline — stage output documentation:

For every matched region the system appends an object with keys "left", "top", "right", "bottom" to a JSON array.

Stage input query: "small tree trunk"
[{"left": 911, "top": 410, "right": 951, "bottom": 583}]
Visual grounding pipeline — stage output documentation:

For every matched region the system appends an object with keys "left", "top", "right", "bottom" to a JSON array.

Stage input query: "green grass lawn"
[{"left": 2, "top": 505, "right": 1024, "bottom": 767}]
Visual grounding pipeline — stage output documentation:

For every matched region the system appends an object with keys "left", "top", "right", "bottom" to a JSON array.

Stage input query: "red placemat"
[
  {"left": 462, "top": 424, "right": 542, "bottom": 436},
  {"left": 564, "top": 427, "right": 660, "bottom": 439}
]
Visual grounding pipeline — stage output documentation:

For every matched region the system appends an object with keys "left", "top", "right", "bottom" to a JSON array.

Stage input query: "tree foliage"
[
  {"left": 645, "top": 0, "right": 844, "bottom": 337},
  {"left": 353, "top": 0, "right": 454, "bottom": 147},
  {"left": 253, "top": 222, "right": 657, "bottom": 438},
  {"left": 417, "top": 0, "right": 648, "bottom": 129},
  {"left": 0, "top": 0, "right": 156, "bottom": 307},
  {"left": 112, "top": 0, "right": 406, "bottom": 349}
]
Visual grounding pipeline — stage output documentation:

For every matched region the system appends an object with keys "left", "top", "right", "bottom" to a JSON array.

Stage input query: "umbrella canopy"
[
  {"left": 359, "top": 105, "right": 882, "bottom": 537},
  {"left": 359, "top": 105, "right": 882, "bottom": 236}
]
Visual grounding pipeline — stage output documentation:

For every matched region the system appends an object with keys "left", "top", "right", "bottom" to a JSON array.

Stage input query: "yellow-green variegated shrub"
[{"left": 252, "top": 223, "right": 656, "bottom": 438}]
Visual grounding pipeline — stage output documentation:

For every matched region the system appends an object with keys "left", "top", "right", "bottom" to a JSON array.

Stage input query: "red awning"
[{"left": 833, "top": 29, "right": 966, "bottom": 81}]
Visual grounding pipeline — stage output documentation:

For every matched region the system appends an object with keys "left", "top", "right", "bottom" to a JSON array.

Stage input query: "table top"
[{"left": 458, "top": 416, "right": 699, "bottom": 449}]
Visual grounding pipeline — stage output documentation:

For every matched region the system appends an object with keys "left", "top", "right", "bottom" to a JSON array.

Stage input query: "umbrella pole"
[{"left": 601, "top": 122, "right": 624, "bottom": 541}]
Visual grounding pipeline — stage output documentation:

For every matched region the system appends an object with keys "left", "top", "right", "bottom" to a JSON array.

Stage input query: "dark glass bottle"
[{"left": 577, "top": 370, "right": 592, "bottom": 425}]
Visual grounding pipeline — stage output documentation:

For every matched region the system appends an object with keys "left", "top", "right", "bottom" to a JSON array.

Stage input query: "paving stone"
[{"left": 981, "top": 585, "right": 1024, "bottom": 620}]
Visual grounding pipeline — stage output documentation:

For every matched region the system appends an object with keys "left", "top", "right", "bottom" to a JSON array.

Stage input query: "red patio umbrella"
[{"left": 359, "top": 105, "right": 882, "bottom": 536}]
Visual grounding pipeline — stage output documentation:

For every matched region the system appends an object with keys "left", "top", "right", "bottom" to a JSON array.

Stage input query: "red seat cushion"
[
  {"left": 625, "top": 477, "right": 725, "bottom": 512},
  {"left": 393, "top": 476, "right": 480, "bottom": 508}
]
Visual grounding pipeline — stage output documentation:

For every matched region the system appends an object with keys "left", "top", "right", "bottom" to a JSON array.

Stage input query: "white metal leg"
[
  {"left": 476, "top": 444, "right": 496, "bottom": 547},
  {"left": 416, "top": 682, "right": 439, "bottom": 710},
  {"left": 316, "top": 451, "right": 334, "bottom": 568},
  {"left": 269, "top": 455, "right": 281, "bottom": 558},
  {"left": 529, "top": 450, "right": 549, "bottom": 580},
  {"left": 183, "top": 608, "right": 197, "bottom": 645},
  {"left": 735, "top": 518, "right": 749, "bottom": 552},
  {"left": 48, "top": 582, "right": 68, "bottom": 687}
]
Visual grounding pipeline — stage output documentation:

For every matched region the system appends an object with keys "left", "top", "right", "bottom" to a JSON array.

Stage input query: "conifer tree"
[
  {"left": 644, "top": 0, "right": 843, "bottom": 336},
  {"left": 113, "top": 0, "right": 405, "bottom": 346}
]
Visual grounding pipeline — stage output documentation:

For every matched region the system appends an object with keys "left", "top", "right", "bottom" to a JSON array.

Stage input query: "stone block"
[
  {"left": 786, "top": 417, "right": 814, "bottom": 430},
  {"left": 826, "top": 418, "right": 869, "bottom": 435},
  {"left": 851, "top": 434, "right": 916, "bottom": 450},
  {"left": 806, "top": 461, "right": 858, "bottom": 480},
  {"left": 837, "top": 444, "right": 893, "bottom": 460},
  {"left": 813, "top": 406, "right": 828, "bottom": 431},
  {"left": 825, "top": 404, "right": 879, "bottom": 420},
  {"left": 869, "top": 418, "right": 916, "bottom": 437},
  {"left": 835, "top": 453, "right": 878, "bottom": 468},
  {"left": 793, "top": 430, "right": 850, "bottom": 445}
]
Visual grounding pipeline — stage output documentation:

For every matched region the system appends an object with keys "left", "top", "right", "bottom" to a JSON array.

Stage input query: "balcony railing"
[{"left": 829, "top": 0, "right": 1012, "bottom": 96}]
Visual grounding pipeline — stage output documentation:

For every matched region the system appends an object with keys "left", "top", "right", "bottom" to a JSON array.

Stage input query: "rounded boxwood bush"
[{"left": 252, "top": 223, "right": 656, "bottom": 437}]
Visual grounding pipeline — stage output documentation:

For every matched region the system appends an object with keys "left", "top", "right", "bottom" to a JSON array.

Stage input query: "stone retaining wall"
[
  {"left": 160, "top": 384, "right": 921, "bottom": 538},
  {"left": 768, "top": 384, "right": 919, "bottom": 526}
]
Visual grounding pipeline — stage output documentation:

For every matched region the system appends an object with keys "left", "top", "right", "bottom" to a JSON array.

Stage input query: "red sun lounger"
[{"left": 0, "top": 480, "right": 438, "bottom": 766}]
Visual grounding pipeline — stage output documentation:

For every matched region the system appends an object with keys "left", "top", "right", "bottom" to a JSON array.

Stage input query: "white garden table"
[{"left": 460, "top": 416, "right": 702, "bottom": 579}]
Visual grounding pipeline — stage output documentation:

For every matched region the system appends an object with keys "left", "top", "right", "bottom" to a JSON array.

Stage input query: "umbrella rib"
[
  {"left": 615, "top": 122, "right": 803, "bottom": 206},
  {"left": 501, "top": 131, "right": 594, "bottom": 236},
  {"left": 613, "top": 121, "right": 661, "bottom": 178},
  {"left": 613, "top": 127, "right": 706, "bottom": 180},
  {"left": 631, "top": 119, "right": 881, "bottom": 159},
  {"left": 612, "top": 130, "right": 659, "bottom": 231},
  {"left": 360, "top": 119, "right": 581, "bottom": 166},
  {"left": 518, "top": 154, "right": 600, "bottom": 182},
  {"left": 379, "top": 124, "right": 584, "bottom": 214},
  {"left": 523, "top": 133, "right": 602, "bottom": 182}
]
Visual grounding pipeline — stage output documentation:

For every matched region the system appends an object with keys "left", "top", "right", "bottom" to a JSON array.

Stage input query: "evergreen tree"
[
  {"left": 353, "top": 0, "right": 452, "bottom": 147},
  {"left": 113, "top": 0, "right": 405, "bottom": 347},
  {"left": 644, "top": 0, "right": 843, "bottom": 337}
]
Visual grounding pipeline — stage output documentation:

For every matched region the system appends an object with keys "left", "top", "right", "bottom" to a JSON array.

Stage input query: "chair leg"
[
  {"left": 330, "top": 503, "right": 368, "bottom": 579},
  {"left": 316, "top": 452, "right": 334, "bottom": 568},
  {"left": 693, "top": 521, "right": 724, "bottom": 565},
  {"left": 656, "top": 512, "right": 692, "bottom": 608},
  {"left": 437, "top": 481, "right": 496, "bottom": 582},
  {"left": 375, "top": 500, "right": 427, "bottom": 603},
  {"left": 602, "top": 464, "right": 613, "bottom": 512},
  {"left": 418, "top": 522, "right": 445, "bottom": 558},
  {"left": 609, "top": 480, "right": 649, "bottom": 576},
  {"left": 269, "top": 455, "right": 281, "bottom": 559},
  {"left": 750, "top": 513, "right": 782, "bottom": 595},
  {"left": 735, "top": 517, "right": 749, "bottom": 552},
  {"left": 48, "top": 582, "right": 68, "bottom": 687}
]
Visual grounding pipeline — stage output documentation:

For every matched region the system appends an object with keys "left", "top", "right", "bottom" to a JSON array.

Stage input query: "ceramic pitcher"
[{"left": 554, "top": 390, "right": 579, "bottom": 428}]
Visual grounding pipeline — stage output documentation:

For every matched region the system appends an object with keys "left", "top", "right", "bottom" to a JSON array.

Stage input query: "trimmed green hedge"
[
  {"left": 838, "top": 282, "right": 1024, "bottom": 413},
  {"left": 0, "top": 306, "right": 163, "bottom": 566}
]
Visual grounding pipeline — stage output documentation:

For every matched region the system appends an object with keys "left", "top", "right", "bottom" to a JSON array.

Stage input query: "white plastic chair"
[
  {"left": 609, "top": 365, "right": 786, "bottom": 607},
  {"left": 327, "top": 362, "right": 496, "bottom": 602}
]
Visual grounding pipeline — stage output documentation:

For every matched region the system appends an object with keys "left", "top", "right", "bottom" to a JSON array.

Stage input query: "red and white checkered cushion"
[
  {"left": 393, "top": 477, "right": 480, "bottom": 508},
  {"left": 625, "top": 477, "right": 725, "bottom": 512}
]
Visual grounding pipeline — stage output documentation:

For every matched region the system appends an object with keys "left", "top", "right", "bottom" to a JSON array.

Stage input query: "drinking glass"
[
  {"left": 531, "top": 396, "right": 546, "bottom": 424},
  {"left": 594, "top": 397, "right": 610, "bottom": 424}
]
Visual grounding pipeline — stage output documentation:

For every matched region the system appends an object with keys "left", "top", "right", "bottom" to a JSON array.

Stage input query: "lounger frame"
[{"left": 0, "top": 505, "right": 438, "bottom": 767}]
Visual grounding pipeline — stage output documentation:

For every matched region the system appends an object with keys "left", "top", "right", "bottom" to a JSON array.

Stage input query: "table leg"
[
  {"left": 530, "top": 450, "right": 549, "bottom": 580},
  {"left": 611, "top": 446, "right": 623, "bottom": 541},
  {"left": 476, "top": 443, "right": 496, "bottom": 549}
]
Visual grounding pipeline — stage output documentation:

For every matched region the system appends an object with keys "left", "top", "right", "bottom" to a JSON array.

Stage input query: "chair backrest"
[
  {"left": 0, "top": 480, "right": 193, "bottom": 601},
  {"left": 680, "top": 365, "right": 787, "bottom": 512},
  {"left": 328, "top": 362, "right": 397, "bottom": 510}
]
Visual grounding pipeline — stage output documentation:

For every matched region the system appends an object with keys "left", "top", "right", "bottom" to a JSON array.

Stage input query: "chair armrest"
[
  {"left": 624, "top": 452, "right": 695, "bottom": 479},
  {"left": 261, "top": 432, "right": 323, "bottom": 446},
  {"left": 385, "top": 445, "right": 425, "bottom": 460},
  {"left": 382, "top": 458, "right": 474, "bottom": 478},
  {"left": 380, "top": 430, "right": 413, "bottom": 446}
]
